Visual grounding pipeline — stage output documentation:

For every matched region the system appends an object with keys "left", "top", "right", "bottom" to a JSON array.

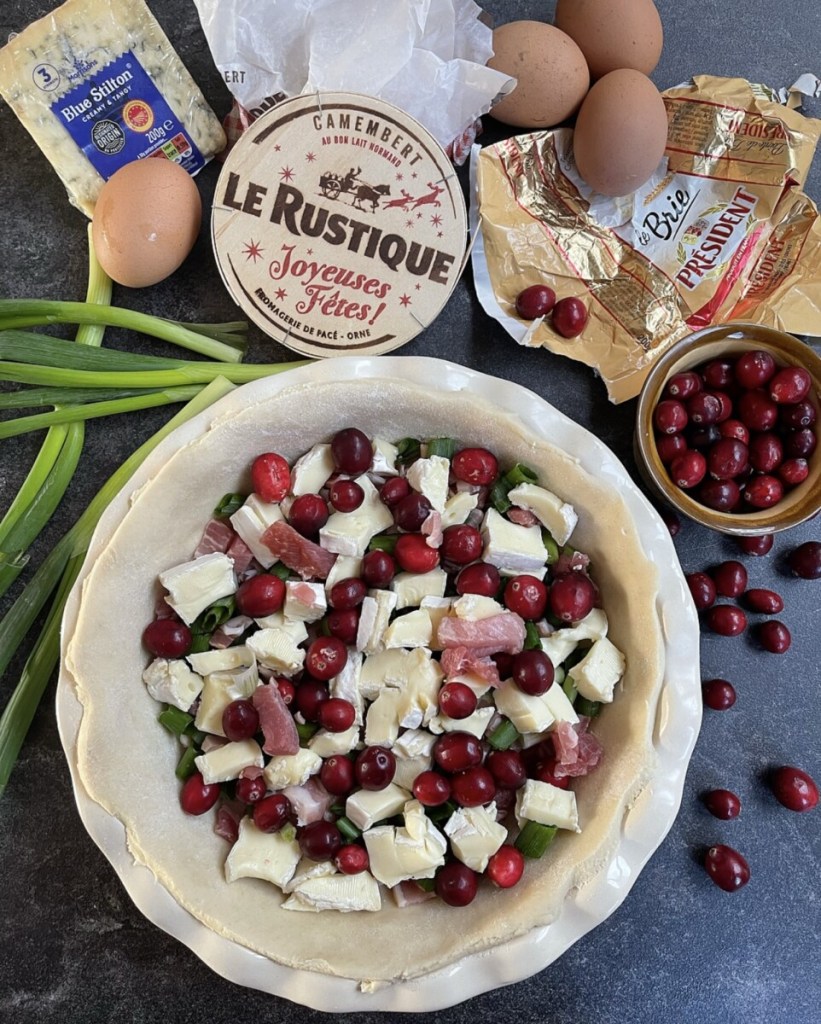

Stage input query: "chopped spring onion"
[
  {"left": 505, "top": 463, "right": 538, "bottom": 487},
  {"left": 368, "top": 534, "right": 398, "bottom": 554},
  {"left": 395, "top": 437, "right": 421, "bottom": 465},
  {"left": 491, "top": 462, "right": 540, "bottom": 514},
  {"left": 0, "top": 384, "right": 177, "bottom": 410},
  {"left": 515, "top": 821, "right": 558, "bottom": 858},
  {"left": 425, "top": 799, "right": 458, "bottom": 826},
  {"left": 542, "top": 531, "right": 560, "bottom": 565},
  {"left": 214, "top": 493, "right": 246, "bottom": 518},
  {"left": 575, "top": 696, "right": 602, "bottom": 718},
  {"left": 487, "top": 718, "right": 520, "bottom": 751},
  {"left": 336, "top": 816, "right": 362, "bottom": 842},
  {"left": 415, "top": 877, "right": 436, "bottom": 892},
  {"left": 0, "top": 378, "right": 236, "bottom": 796},
  {"left": 175, "top": 745, "right": 199, "bottom": 781},
  {"left": 268, "top": 562, "right": 292, "bottom": 580},
  {"left": 561, "top": 673, "right": 577, "bottom": 703},
  {"left": 426, "top": 437, "right": 457, "bottom": 459},
  {"left": 192, "top": 595, "right": 237, "bottom": 638},
  {"left": 490, "top": 478, "right": 513, "bottom": 514},
  {"left": 280, "top": 823, "right": 297, "bottom": 844},
  {"left": 523, "top": 621, "right": 542, "bottom": 650},
  {"left": 296, "top": 722, "right": 319, "bottom": 744},
  {"left": 159, "top": 706, "right": 194, "bottom": 737}
]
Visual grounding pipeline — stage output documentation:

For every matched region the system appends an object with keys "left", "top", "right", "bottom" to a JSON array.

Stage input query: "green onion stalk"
[{"left": 0, "top": 377, "right": 236, "bottom": 796}]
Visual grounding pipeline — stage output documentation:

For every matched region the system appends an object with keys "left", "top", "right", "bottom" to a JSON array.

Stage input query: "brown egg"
[
  {"left": 555, "top": 0, "right": 663, "bottom": 80},
  {"left": 92, "top": 159, "right": 202, "bottom": 288},
  {"left": 573, "top": 69, "right": 668, "bottom": 196},
  {"left": 488, "top": 21, "right": 590, "bottom": 129}
]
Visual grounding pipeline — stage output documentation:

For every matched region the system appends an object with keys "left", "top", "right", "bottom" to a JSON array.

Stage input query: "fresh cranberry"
[
  {"left": 704, "top": 844, "right": 750, "bottom": 891},
  {"left": 702, "top": 789, "right": 741, "bottom": 820},
  {"left": 788, "top": 541, "right": 821, "bottom": 580},
  {"left": 701, "top": 358, "right": 735, "bottom": 390},
  {"left": 784, "top": 428, "right": 817, "bottom": 458},
  {"left": 486, "top": 845, "right": 525, "bottom": 888},
  {"left": 305, "top": 636, "right": 347, "bottom": 680},
  {"left": 329, "top": 478, "right": 364, "bottom": 512},
  {"left": 659, "top": 507, "right": 681, "bottom": 536},
  {"left": 180, "top": 772, "right": 221, "bottom": 815},
  {"left": 778, "top": 458, "right": 809, "bottom": 486},
  {"left": 412, "top": 770, "right": 452, "bottom": 806},
  {"left": 438, "top": 682, "right": 478, "bottom": 719},
  {"left": 686, "top": 571, "right": 716, "bottom": 611},
  {"left": 394, "top": 533, "right": 440, "bottom": 573},
  {"left": 735, "top": 350, "right": 776, "bottom": 389},
  {"left": 710, "top": 560, "right": 747, "bottom": 598},
  {"left": 743, "top": 588, "right": 784, "bottom": 614},
  {"left": 331, "top": 428, "right": 372, "bottom": 474},
  {"left": 654, "top": 399, "right": 688, "bottom": 435},
  {"left": 719, "top": 419, "right": 750, "bottom": 444},
  {"left": 380, "top": 476, "right": 410, "bottom": 507},
  {"left": 318, "top": 697, "right": 356, "bottom": 732},
  {"left": 515, "top": 284, "right": 556, "bottom": 319},
  {"left": 656, "top": 433, "right": 688, "bottom": 464},
  {"left": 441, "top": 524, "right": 483, "bottom": 565},
  {"left": 707, "top": 437, "right": 748, "bottom": 480},
  {"left": 770, "top": 766, "right": 819, "bottom": 812},
  {"left": 253, "top": 793, "right": 291, "bottom": 832},
  {"left": 687, "top": 392, "right": 722, "bottom": 426},
  {"left": 435, "top": 861, "right": 478, "bottom": 906},
  {"left": 142, "top": 618, "right": 192, "bottom": 658},
  {"left": 456, "top": 562, "right": 501, "bottom": 597},
  {"left": 433, "top": 732, "right": 483, "bottom": 773},
  {"left": 702, "top": 678, "right": 737, "bottom": 710},
  {"left": 251, "top": 452, "right": 291, "bottom": 502},
  {"left": 320, "top": 755, "right": 355, "bottom": 795},
  {"left": 705, "top": 605, "right": 747, "bottom": 637},
  {"left": 276, "top": 677, "right": 296, "bottom": 706},
  {"left": 712, "top": 392, "right": 733, "bottom": 423},
  {"left": 780, "top": 400, "right": 816, "bottom": 429},
  {"left": 551, "top": 296, "right": 588, "bottom": 338},
  {"left": 451, "top": 766, "right": 496, "bottom": 807},
  {"left": 769, "top": 366, "right": 811, "bottom": 404},
  {"left": 222, "top": 699, "right": 260, "bottom": 742},
  {"left": 355, "top": 745, "right": 396, "bottom": 790},
  {"left": 512, "top": 649, "right": 554, "bottom": 695},
  {"left": 452, "top": 447, "right": 499, "bottom": 486},
  {"left": 548, "top": 572, "right": 596, "bottom": 623},
  {"left": 757, "top": 620, "right": 791, "bottom": 654},
  {"left": 361, "top": 549, "right": 396, "bottom": 588},
  {"left": 688, "top": 424, "right": 722, "bottom": 450},
  {"left": 736, "top": 534, "right": 773, "bottom": 556},
  {"left": 738, "top": 390, "right": 778, "bottom": 431},
  {"left": 289, "top": 493, "right": 329, "bottom": 536},
  {"left": 299, "top": 820, "right": 342, "bottom": 861},
  {"left": 492, "top": 652, "right": 515, "bottom": 678},
  {"left": 295, "top": 679, "right": 330, "bottom": 721},
  {"left": 393, "top": 491, "right": 432, "bottom": 532},
  {"left": 743, "top": 475, "right": 783, "bottom": 509},
  {"left": 670, "top": 450, "right": 706, "bottom": 489},
  {"left": 335, "top": 844, "right": 369, "bottom": 875},
  {"left": 235, "top": 573, "right": 286, "bottom": 617},
  {"left": 665, "top": 371, "right": 702, "bottom": 400},
  {"left": 326, "top": 607, "right": 360, "bottom": 644},
  {"left": 235, "top": 775, "right": 266, "bottom": 804},
  {"left": 503, "top": 574, "right": 548, "bottom": 619},
  {"left": 698, "top": 479, "right": 740, "bottom": 512},
  {"left": 748, "top": 433, "right": 783, "bottom": 473},
  {"left": 486, "top": 749, "right": 527, "bottom": 789},
  {"left": 329, "top": 577, "right": 367, "bottom": 609},
  {"left": 533, "top": 759, "right": 570, "bottom": 787}
]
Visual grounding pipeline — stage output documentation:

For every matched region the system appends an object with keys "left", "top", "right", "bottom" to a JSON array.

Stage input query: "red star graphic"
[
  {"left": 306, "top": 152, "right": 316, "bottom": 162},
  {"left": 405, "top": 219, "right": 415, "bottom": 229},
  {"left": 399, "top": 294, "right": 412, "bottom": 307},
  {"left": 437, "top": 230, "right": 443, "bottom": 238},
  {"left": 280, "top": 166, "right": 294, "bottom": 181},
  {"left": 274, "top": 144, "right": 281, "bottom": 152},
  {"left": 306, "top": 248, "right": 313, "bottom": 256},
  {"left": 396, "top": 172, "right": 403, "bottom": 181},
  {"left": 411, "top": 171, "right": 418, "bottom": 178},
  {"left": 242, "top": 239, "right": 264, "bottom": 262},
  {"left": 275, "top": 288, "right": 287, "bottom": 300},
  {"left": 414, "top": 283, "right": 421, "bottom": 290},
  {"left": 431, "top": 214, "right": 443, "bottom": 228}
]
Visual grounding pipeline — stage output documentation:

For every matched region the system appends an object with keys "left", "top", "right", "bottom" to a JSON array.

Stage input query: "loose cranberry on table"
[
  {"left": 180, "top": 771, "right": 221, "bottom": 816},
  {"left": 288, "top": 493, "right": 329, "bottom": 536},
  {"left": 515, "top": 283, "right": 556, "bottom": 320},
  {"left": 331, "top": 427, "right": 372, "bottom": 474},
  {"left": 394, "top": 533, "right": 440, "bottom": 573},
  {"left": 704, "top": 844, "right": 751, "bottom": 892},
  {"left": 251, "top": 451, "right": 291, "bottom": 503},
  {"left": 235, "top": 573, "right": 286, "bottom": 617},
  {"left": 710, "top": 560, "right": 747, "bottom": 599},
  {"left": 329, "top": 478, "right": 364, "bottom": 513},
  {"left": 743, "top": 588, "right": 784, "bottom": 614},
  {"left": 486, "top": 845, "right": 526, "bottom": 889},
  {"left": 705, "top": 605, "right": 747, "bottom": 637},
  {"left": 438, "top": 682, "right": 478, "bottom": 720},
  {"left": 702, "top": 678, "right": 737, "bottom": 710},
  {"left": 736, "top": 534, "right": 773, "bottom": 557},
  {"left": 685, "top": 571, "right": 716, "bottom": 611},
  {"left": 769, "top": 766, "right": 819, "bottom": 812},
  {"left": 142, "top": 617, "right": 192, "bottom": 658},
  {"left": 552, "top": 296, "right": 588, "bottom": 338},
  {"left": 702, "top": 789, "right": 742, "bottom": 820},
  {"left": 503, "top": 574, "right": 548, "bottom": 619},
  {"left": 435, "top": 861, "right": 479, "bottom": 907},
  {"left": 452, "top": 446, "right": 499, "bottom": 486},
  {"left": 757, "top": 620, "right": 791, "bottom": 654},
  {"left": 788, "top": 541, "right": 821, "bottom": 580}
]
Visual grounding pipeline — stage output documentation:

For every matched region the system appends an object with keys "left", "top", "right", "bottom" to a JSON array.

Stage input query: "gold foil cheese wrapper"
[{"left": 474, "top": 74, "right": 821, "bottom": 402}]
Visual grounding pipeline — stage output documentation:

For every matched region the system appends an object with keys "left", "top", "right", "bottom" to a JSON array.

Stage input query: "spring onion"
[
  {"left": 575, "top": 696, "right": 602, "bottom": 718},
  {"left": 523, "top": 621, "right": 542, "bottom": 650},
  {"left": 515, "top": 821, "right": 558, "bottom": 858},
  {"left": 336, "top": 816, "right": 362, "bottom": 842},
  {"left": 175, "top": 745, "right": 199, "bottom": 781},
  {"left": 487, "top": 718, "right": 520, "bottom": 751},
  {"left": 214, "top": 493, "right": 246, "bottom": 518},
  {"left": 159, "top": 707, "right": 194, "bottom": 737},
  {"left": 296, "top": 722, "right": 319, "bottom": 744},
  {"left": 426, "top": 437, "right": 457, "bottom": 459}
]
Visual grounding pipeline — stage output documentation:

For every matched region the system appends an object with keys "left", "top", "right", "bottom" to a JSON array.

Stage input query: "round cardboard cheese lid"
[{"left": 212, "top": 92, "right": 468, "bottom": 358}]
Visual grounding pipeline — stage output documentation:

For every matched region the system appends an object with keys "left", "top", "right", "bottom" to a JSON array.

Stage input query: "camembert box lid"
[{"left": 212, "top": 92, "right": 468, "bottom": 358}]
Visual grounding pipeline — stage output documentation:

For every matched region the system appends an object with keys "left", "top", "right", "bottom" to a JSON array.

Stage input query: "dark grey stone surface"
[{"left": 1, "top": 1, "right": 819, "bottom": 1022}]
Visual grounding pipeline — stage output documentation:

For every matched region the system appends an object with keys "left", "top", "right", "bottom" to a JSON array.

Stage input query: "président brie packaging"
[{"left": 472, "top": 75, "right": 821, "bottom": 402}]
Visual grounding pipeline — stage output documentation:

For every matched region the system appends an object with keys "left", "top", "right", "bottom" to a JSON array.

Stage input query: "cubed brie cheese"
[
  {"left": 444, "top": 803, "right": 507, "bottom": 872},
  {"left": 481, "top": 508, "right": 547, "bottom": 579},
  {"left": 391, "top": 569, "right": 447, "bottom": 610},
  {"left": 195, "top": 739, "right": 264, "bottom": 783},
  {"left": 440, "top": 491, "right": 478, "bottom": 529},
  {"left": 330, "top": 650, "right": 364, "bottom": 724},
  {"left": 319, "top": 476, "right": 393, "bottom": 557},
  {"left": 246, "top": 626, "right": 306, "bottom": 676},
  {"left": 252, "top": 611, "right": 308, "bottom": 644},
  {"left": 571, "top": 636, "right": 625, "bottom": 703},
  {"left": 383, "top": 608, "right": 433, "bottom": 649},
  {"left": 187, "top": 646, "right": 254, "bottom": 675},
  {"left": 428, "top": 705, "right": 495, "bottom": 738},
  {"left": 493, "top": 676, "right": 556, "bottom": 734},
  {"left": 284, "top": 580, "right": 327, "bottom": 622},
  {"left": 159, "top": 553, "right": 237, "bottom": 624},
  {"left": 540, "top": 608, "right": 609, "bottom": 667},
  {"left": 282, "top": 857, "right": 338, "bottom": 893},
  {"left": 420, "top": 596, "right": 454, "bottom": 646},
  {"left": 406, "top": 455, "right": 450, "bottom": 513},
  {"left": 324, "top": 554, "right": 362, "bottom": 592},
  {"left": 372, "top": 437, "right": 399, "bottom": 475},
  {"left": 363, "top": 801, "right": 447, "bottom": 887},
  {"left": 346, "top": 783, "right": 409, "bottom": 830},
  {"left": 357, "top": 647, "right": 411, "bottom": 700},
  {"left": 356, "top": 589, "right": 398, "bottom": 654},
  {"left": 224, "top": 818, "right": 301, "bottom": 889},
  {"left": 142, "top": 657, "right": 203, "bottom": 711},
  {"left": 282, "top": 871, "right": 381, "bottom": 913},
  {"left": 507, "top": 482, "right": 578, "bottom": 546},
  {"left": 451, "top": 593, "right": 505, "bottom": 620},
  {"left": 364, "top": 688, "right": 403, "bottom": 747},
  {"left": 290, "top": 443, "right": 334, "bottom": 496},
  {"left": 543, "top": 683, "right": 580, "bottom": 724},
  {"left": 515, "top": 779, "right": 580, "bottom": 832},
  {"left": 194, "top": 662, "right": 259, "bottom": 736},
  {"left": 308, "top": 725, "right": 360, "bottom": 758},
  {"left": 230, "top": 496, "right": 284, "bottom": 568},
  {"left": 263, "top": 748, "right": 322, "bottom": 789}
]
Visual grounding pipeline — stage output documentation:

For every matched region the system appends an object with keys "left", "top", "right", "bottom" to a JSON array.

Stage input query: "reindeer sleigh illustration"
[{"left": 318, "top": 166, "right": 445, "bottom": 215}]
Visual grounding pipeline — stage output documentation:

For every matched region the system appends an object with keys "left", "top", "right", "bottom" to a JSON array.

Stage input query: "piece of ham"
[
  {"left": 552, "top": 719, "right": 604, "bottom": 778},
  {"left": 200, "top": 734, "right": 228, "bottom": 754},
  {"left": 421, "top": 509, "right": 443, "bottom": 549},
  {"left": 239, "top": 764, "right": 264, "bottom": 780},
  {"left": 283, "top": 777, "right": 333, "bottom": 826},
  {"left": 507, "top": 507, "right": 539, "bottom": 528},
  {"left": 252, "top": 681, "right": 299, "bottom": 756},
  {"left": 391, "top": 880, "right": 437, "bottom": 907},
  {"left": 553, "top": 550, "right": 592, "bottom": 577},
  {"left": 227, "top": 534, "right": 255, "bottom": 576},
  {"left": 214, "top": 801, "right": 243, "bottom": 844},
  {"left": 261, "top": 520, "right": 337, "bottom": 580},
  {"left": 436, "top": 612, "right": 526, "bottom": 658},
  {"left": 210, "top": 615, "right": 253, "bottom": 649},
  {"left": 194, "top": 518, "right": 235, "bottom": 558},
  {"left": 439, "top": 646, "right": 502, "bottom": 686}
]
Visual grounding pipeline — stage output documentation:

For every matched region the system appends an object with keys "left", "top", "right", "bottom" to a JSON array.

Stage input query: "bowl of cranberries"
[{"left": 635, "top": 323, "right": 821, "bottom": 534}]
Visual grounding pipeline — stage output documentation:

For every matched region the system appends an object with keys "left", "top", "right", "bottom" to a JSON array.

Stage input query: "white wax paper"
[{"left": 193, "top": 0, "right": 512, "bottom": 153}]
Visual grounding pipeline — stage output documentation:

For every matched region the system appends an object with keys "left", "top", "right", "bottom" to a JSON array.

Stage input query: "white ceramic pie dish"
[{"left": 56, "top": 357, "right": 701, "bottom": 1011}]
